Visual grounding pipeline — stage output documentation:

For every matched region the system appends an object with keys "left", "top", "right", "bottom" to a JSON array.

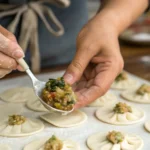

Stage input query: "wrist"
[
  {"left": 96, "top": 0, "right": 149, "bottom": 35},
  {"left": 94, "top": 10, "right": 121, "bottom": 36}
]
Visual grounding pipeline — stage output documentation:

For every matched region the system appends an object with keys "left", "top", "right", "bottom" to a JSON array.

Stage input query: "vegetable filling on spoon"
[{"left": 42, "top": 77, "right": 76, "bottom": 111}]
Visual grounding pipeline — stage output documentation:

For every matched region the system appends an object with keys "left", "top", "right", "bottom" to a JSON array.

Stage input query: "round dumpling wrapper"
[
  {"left": 0, "top": 87, "right": 36, "bottom": 103},
  {"left": 40, "top": 110, "right": 87, "bottom": 128},
  {"left": 0, "top": 104, "right": 23, "bottom": 120},
  {"left": 121, "top": 90, "right": 150, "bottom": 104},
  {"left": 0, "top": 117, "right": 44, "bottom": 137},
  {"left": 144, "top": 120, "right": 150, "bottom": 133},
  {"left": 24, "top": 137, "right": 80, "bottom": 150},
  {"left": 87, "top": 132, "right": 143, "bottom": 150},
  {"left": 26, "top": 99, "right": 48, "bottom": 112},
  {"left": 0, "top": 144, "right": 11, "bottom": 150},
  {"left": 111, "top": 78, "right": 138, "bottom": 90},
  {"left": 95, "top": 104, "right": 144, "bottom": 125},
  {"left": 88, "top": 92, "right": 118, "bottom": 107}
]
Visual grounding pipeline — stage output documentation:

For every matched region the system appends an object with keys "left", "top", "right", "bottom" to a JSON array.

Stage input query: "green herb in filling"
[
  {"left": 8, "top": 115, "right": 26, "bottom": 125},
  {"left": 115, "top": 72, "right": 128, "bottom": 82},
  {"left": 107, "top": 131, "right": 124, "bottom": 144},
  {"left": 44, "top": 135, "right": 63, "bottom": 150},
  {"left": 136, "top": 84, "right": 150, "bottom": 95},
  {"left": 42, "top": 77, "right": 76, "bottom": 111},
  {"left": 113, "top": 102, "right": 132, "bottom": 114}
]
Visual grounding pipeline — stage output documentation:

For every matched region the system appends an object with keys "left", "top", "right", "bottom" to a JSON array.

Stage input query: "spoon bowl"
[{"left": 17, "top": 58, "right": 74, "bottom": 115}]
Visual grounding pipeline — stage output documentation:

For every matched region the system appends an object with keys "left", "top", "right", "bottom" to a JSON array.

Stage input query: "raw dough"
[
  {"left": 121, "top": 90, "right": 150, "bottom": 104},
  {"left": 40, "top": 110, "right": 87, "bottom": 127},
  {"left": 26, "top": 99, "right": 48, "bottom": 112},
  {"left": 0, "top": 87, "right": 36, "bottom": 103},
  {"left": 111, "top": 78, "right": 138, "bottom": 90},
  {"left": 0, "top": 104, "right": 23, "bottom": 120},
  {"left": 95, "top": 104, "right": 144, "bottom": 125},
  {"left": 88, "top": 92, "right": 118, "bottom": 107},
  {"left": 0, "top": 144, "right": 11, "bottom": 150},
  {"left": 0, "top": 116, "right": 44, "bottom": 137},
  {"left": 87, "top": 132, "right": 143, "bottom": 150},
  {"left": 144, "top": 120, "right": 150, "bottom": 132},
  {"left": 24, "top": 137, "right": 80, "bottom": 150}
]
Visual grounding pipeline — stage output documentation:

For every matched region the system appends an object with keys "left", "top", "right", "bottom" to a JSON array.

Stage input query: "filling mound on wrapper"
[
  {"left": 107, "top": 131, "right": 124, "bottom": 144},
  {"left": 44, "top": 135, "right": 63, "bottom": 150},
  {"left": 113, "top": 102, "right": 132, "bottom": 114},
  {"left": 8, "top": 115, "right": 26, "bottom": 125},
  {"left": 136, "top": 84, "right": 150, "bottom": 95},
  {"left": 115, "top": 72, "right": 128, "bottom": 82}
]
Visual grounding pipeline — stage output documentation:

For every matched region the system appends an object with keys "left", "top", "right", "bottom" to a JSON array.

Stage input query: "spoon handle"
[
  {"left": 17, "top": 58, "right": 38, "bottom": 85},
  {"left": 17, "top": 58, "right": 29, "bottom": 71}
]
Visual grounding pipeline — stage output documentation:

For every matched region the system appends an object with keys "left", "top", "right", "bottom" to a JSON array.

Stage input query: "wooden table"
[
  {"left": 120, "top": 42, "right": 150, "bottom": 81},
  {"left": 1, "top": 43, "right": 150, "bottom": 81}
]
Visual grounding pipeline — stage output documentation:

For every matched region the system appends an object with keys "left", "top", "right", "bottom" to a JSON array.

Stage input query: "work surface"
[{"left": 0, "top": 71, "right": 150, "bottom": 150}]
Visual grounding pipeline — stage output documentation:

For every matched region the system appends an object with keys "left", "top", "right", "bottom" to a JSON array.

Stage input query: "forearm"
[{"left": 98, "top": 0, "right": 149, "bottom": 34}]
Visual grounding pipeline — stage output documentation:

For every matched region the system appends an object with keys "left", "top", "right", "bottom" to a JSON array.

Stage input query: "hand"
[
  {"left": 64, "top": 15, "right": 124, "bottom": 108},
  {"left": 0, "top": 26, "right": 24, "bottom": 78}
]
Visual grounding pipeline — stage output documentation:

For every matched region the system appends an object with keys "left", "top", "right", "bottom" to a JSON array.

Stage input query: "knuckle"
[
  {"left": 111, "top": 55, "right": 124, "bottom": 72},
  {"left": 7, "top": 33, "right": 16, "bottom": 42},
  {"left": 72, "top": 60, "right": 83, "bottom": 72},
  {"left": 8, "top": 59, "right": 17, "bottom": 69}
]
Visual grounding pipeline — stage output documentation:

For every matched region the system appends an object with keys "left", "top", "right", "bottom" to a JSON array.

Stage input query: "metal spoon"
[{"left": 17, "top": 58, "right": 74, "bottom": 115}]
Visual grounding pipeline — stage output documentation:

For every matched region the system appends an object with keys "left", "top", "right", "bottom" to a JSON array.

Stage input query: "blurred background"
[{"left": 1, "top": 0, "right": 150, "bottom": 81}]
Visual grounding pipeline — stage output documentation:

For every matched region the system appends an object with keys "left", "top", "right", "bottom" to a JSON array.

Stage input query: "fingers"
[
  {"left": 0, "top": 52, "right": 17, "bottom": 70},
  {"left": 0, "top": 68, "right": 12, "bottom": 79},
  {"left": 64, "top": 26, "right": 100, "bottom": 85},
  {"left": 74, "top": 85, "right": 101, "bottom": 109},
  {"left": 0, "top": 25, "right": 17, "bottom": 42},
  {"left": 0, "top": 25, "right": 24, "bottom": 59},
  {"left": 74, "top": 55, "right": 124, "bottom": 109},
  {"left": 0, "top": 33, "right": 24, "bottom": 59},
  {"left": 0, "top": 26, "right": 24, "bottom": 77},
  {"left": 64, "top": 51, "right": 92, "bottom": 85}
]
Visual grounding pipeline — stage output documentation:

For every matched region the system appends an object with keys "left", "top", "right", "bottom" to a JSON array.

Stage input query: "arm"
[
  {"left": 64, "top": 0, "right": 149, "bottom": 108},
  {"left": 99, "top": 0, "right": 149, "bottom": 34}
]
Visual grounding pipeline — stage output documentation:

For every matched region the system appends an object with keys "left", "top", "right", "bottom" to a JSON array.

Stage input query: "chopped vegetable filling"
[
  {"left": 44, "top": 135, "right": 63, "bottom": 150},
  {"left": 113, "top": 102, "right": 132, "bottom": 114},
  {"left": 42, "top": 77, "right": 76, "bottom": 111},
  {"left": 115, "top": 72, "right": 128, "bottom": 82},
  {"left": 107, "top": 131, "right": 124, "bottom": 144},
  {"left": 8, "top": 115, "right": 26, "bottom": 125},
  {"left": 136, "top": 84, "right": 150, "bottom": 95}
]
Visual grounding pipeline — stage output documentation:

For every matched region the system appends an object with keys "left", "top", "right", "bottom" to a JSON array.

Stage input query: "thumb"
[{"left": 63, "top": 49, "right": 93, "bottom": 85}]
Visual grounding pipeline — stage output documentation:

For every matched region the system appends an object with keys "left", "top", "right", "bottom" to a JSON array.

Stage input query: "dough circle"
[
  {"left": 40, "top": 110, "right": 87, "bottom": 128},
  {"left": 88, "top": 92, "right": 118, "bottom": 107},
  {"left": 0, "top": 144, "right": 11, "bottom": 150},
  {"left": 24, "top": 137, "right": 80, "bottom": 150},
  {"left": 95, "top": 104, "right": 144, "bottom": 125},
  {"left": 0, "top": 104, "right": 23, "bottom": 120},
  {"left": 26, "top": 99, "right": 48, "bottom": 112},
  {"left": 121, "top": 90, "right": 150, "bottom": 104},
  {"left": 87, "top": 132, "right": 143, "bottom": 150},
  {"left": 111, "top": 78, "right": 138, "bottom": 90},
  {"left": 144, "top": 120, "right": 150, "bottom": 133},
  {"left": 0, "top": 87, "right": 36, "bottom": 103},
  {"left": 0, "top": 117, "right": 44, "bottom": 137}
]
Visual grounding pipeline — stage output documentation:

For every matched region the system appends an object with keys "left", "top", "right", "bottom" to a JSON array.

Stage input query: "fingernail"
[
  {"left": 64, "top": 74, "right": 73, "bottom": 84},
  {"left": 12, "top": 50, "right": 24, "bottom": 58}
]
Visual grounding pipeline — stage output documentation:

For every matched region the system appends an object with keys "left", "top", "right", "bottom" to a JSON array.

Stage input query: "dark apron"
[{"left": 0, "top": 0, "right": 88, "bottom": 70}]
